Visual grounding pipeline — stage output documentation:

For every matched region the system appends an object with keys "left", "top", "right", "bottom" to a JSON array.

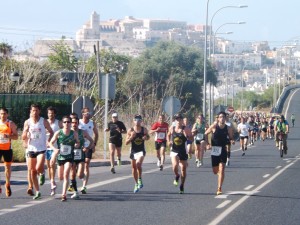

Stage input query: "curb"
[{"left": 0, "top": 160, "right": 131, "bottom": 172}]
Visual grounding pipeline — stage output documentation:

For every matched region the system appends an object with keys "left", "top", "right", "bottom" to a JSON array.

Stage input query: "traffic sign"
[
  {"left": 72, "top": 96, "right": 94, "bottom": 116},
  {"left": 162, "top": 96, "right": 181, "bottom": 117},
  {"left": 227, "top": 106, "right": 235, "bottom": 113}
]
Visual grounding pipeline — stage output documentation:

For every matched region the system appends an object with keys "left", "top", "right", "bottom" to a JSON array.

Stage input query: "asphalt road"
[{"left": 0, "top": 90, "right": 299, "bottom": 225}]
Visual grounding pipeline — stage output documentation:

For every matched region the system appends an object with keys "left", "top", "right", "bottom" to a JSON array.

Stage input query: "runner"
[
  {"left": 0, "top": 107, "right": 18, "bottom": 197},
  {"left": 260, "top": 117, "right": 268, "bottom": 141},
  {"left": 291, "top": 114, "right": 295, "bottom": 127},
  {"left": 105, "top": 113, "right": 127, "bottom": 174},
  {"left": 274, "top": 115, "right": 289, "bottom": 154},
  {"left": 46, "top": 106, "right": 62, "bottom": 196},
  {"left": 191, "top": 115, "right": 207, "bottom": 167},
  {"left": 125, "top": 114, "right": 150, "bottom": 193},
  {"left": 205, "top": 111, "right": 235, "bottom": 195},
  {"left": 78, "top": 107, "right": 99, "bottom": 194},
  {"left": 49, "top": 116, "right": 80, "bottom": 201},
  {"left": 69, "top": 116, "right": 94, "bottom": 199},
  {"left": 267, "top": 116, "right": 275, "bottom": 139},
  {"left": 237, "top": 116, "right": 250, "bottom": 156},
  {"left": 183, "top": 117, "right": 193, "bottom": 160},
  {"left": 22, "top": 104, "right": 53, "bottom": 200},
  {"left": 149, "top": 114, "right": 169, "bottom": 171},
  {"left": 167, "top": 113, "right": 191, "bottom": 194}
]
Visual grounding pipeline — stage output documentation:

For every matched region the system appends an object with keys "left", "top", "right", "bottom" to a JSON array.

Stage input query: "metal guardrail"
[{"left": 272, "top": 84, "right": 300, "bottom": 113}]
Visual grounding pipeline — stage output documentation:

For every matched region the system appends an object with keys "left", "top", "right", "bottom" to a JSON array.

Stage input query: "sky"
[{"left": 1, "top": 0, "right": 299, "bottom": 50}]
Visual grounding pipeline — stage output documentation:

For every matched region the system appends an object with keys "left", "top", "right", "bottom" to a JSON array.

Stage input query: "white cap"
[{"left": 112, "top": 113, "right": 118, "bottom": 117}]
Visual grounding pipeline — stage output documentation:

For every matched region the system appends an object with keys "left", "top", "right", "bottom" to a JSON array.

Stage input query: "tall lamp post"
[{"left": 209, "top": 5, "right": 248, "bottom": 57}]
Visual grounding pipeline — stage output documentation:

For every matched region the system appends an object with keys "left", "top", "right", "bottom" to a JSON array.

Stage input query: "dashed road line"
[
  {"left": 263, "top": 174, "right": 270, "bottom": 178},
  {"left": 216, "top": 200, "right": 232, "bottom": 209},
  {"left": 244, "top": 185, "right": 254, "bottom": 191}
]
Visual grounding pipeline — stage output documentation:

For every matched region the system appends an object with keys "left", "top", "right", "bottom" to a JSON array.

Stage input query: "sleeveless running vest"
[
  {"left": 0, "top": 120, "right": 11, "bottom": 150},
  {"left": 73, "top": 129, "right": 85, "bottom": 161},
  {"left": 131, "top": 127, "right": 145, "bottom": 153},
  {"left": 172, "top": 127, "right": 187, "bottom": 153},
  {"left": 79, "top": 119, "right": 94, "bottom": 147},
  {"left": 211, "top": 124, "right": 228, "bottom": 147},
  {"left": 57, "top": 129, "right": 75, "bottom": 161},
  {"left": 27, "top": 117, "right": 47, "bottom": 152},
  {"left": 47, "top": 119, "right": 60, "bottom": 150}
]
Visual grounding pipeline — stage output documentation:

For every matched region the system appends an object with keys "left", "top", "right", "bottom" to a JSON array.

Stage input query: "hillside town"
[{"left": 9, "top": 11, "right": 300, "bottom": 104}]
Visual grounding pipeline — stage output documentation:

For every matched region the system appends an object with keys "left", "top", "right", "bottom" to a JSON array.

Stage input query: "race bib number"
[
  {"left": 157, "top": 132, "right": 166, "bottom": 139},
  {"left": 196, "top": 133, "right": 204, "bottom": 140},
  {"left": 60, "top": 144, "right": 72, "bottom": 155},
  {"left": 0, "top": 134, "right": 9, "bottom": 144},
  {"left": 74, "top": 149, "right": 82, "bottom": 160},
  {"left": 170, "top": 151, "right": 178, "bottom": 157},
  {"left": 211, "top": 146, "right": 222, "bottom": 156},
  {"left": 134, "top": 151, "right": 144, "bottom": 160},
  {"left": 31, "top": 129, "right": 41, "bottom": 140}
]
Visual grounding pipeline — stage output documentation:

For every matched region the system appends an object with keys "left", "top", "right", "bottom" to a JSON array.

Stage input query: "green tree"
[
  {"left": 120, "top": 41, "right": 218, "bottom": 116},
  {"left": 48, "top": 40, "right": 78, "bottom": 71}
]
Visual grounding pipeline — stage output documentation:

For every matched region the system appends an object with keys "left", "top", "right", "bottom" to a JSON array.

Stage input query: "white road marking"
[
  {"left": 216, "top": 200, "right": 232, "bottom": 209},
  {"left": 207, "top": 157, "right": 300, "bottom": 225},
  {"left": 286, "top": 160, "right": 291, "bottom": 163},
  {"left": 244, "top": 185, "right": 254, "bottom": 191},
  {"left": 275, "top": 166, "right": 282, "bottom": 169},
  {"left": 215, "top": 195, "right": 228, "bottom": 199},
  {"left": 263, "top": 174, "right": 270, "bottom": 178}
]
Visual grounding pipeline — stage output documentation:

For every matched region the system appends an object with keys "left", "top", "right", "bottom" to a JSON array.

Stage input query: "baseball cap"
[{"left": 112, "top": 113, "right": 118, "bottom": 117}]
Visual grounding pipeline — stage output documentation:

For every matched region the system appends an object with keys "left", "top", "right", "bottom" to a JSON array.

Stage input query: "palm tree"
[{"left": 0, "top": 42, "right": 13, "bottom": 58}]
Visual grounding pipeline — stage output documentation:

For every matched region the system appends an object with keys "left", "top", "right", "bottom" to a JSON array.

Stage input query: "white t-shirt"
[
  {"left": 47, "top": 119, "right": 60, "bottom": 150},
  {"left": 238, "top": 122, "right": 250, "bottom": 137},
  {"left": 79, "top": 119, "right": 94, "bottom": 147}
]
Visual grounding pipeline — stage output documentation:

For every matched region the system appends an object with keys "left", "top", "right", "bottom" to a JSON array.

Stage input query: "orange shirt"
[{"left": 0, "top": 121, "right": 11, "bottom": 150}]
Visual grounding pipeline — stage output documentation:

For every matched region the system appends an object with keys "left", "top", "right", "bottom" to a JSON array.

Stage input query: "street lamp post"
[
  {"left": 203, "top": 0, "right": 210, "bottom": 120},
  {"left": 209, "top": 5, "right": 248, "bottom": 57}
]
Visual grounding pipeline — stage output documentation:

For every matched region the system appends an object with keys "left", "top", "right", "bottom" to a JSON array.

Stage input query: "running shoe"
[
  {"left": 67, "top": 185, "right": 74, "bottom": 192},
  {"left": 138, "top": 178, "right": 143, "bottom": 189},
  {"left": 242, "top": 152, "right": 245, "bottom": 156},
  {"left": 159, "top": 165, "right": 163, "bottom": 171},
  {"left": 80, "top": 186, "right": 87, "bottom": 194},
  {"left": 33, "top": 192, "right": 41, "bottom": 200},
  {"left": 196, "top": 161, "right": 201, "bottom": 168},
  {"left": 173, "top": 175, "right": 180, "bottom": 187},
  {"left": 39, "top": 173, "right": 45, "bottom": 186},
  {"left": 27, "top": 188, "right": 34, "bottom": 196},
  {"left": 110, "top": 167, "right": 116, "bottom": 174},
  {"left": 179, "top": 184, "right": 184, "bottom": 194},
  {"left": 188, "top": 154, "right": 192, "bottom": 159},
  {"left": 61, "top": 195, "right": 67, "bottom": 202},
  {"left": 5, "top": 185, "right": 12, "bottom": 197},
  {"left": 50, "top": 188, "right": 56, "bottom": 196},
  {"left": 216, "top": 188, "right": 222, "bottom": 195},
  {"left": 117, "top": 159, "right": 122, "bottom": 166},
  {"left": 71, "top": 192, "right": 80, "bottom": 199},
  {"left": 133, "top": 184, "right": 139, "bottom": 193}
]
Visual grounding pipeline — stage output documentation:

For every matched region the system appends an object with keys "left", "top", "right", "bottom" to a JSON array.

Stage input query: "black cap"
[
  {"left": 134, "top": 114, "right": 142, "bottom": 120},
  {"left": 280, "top": 115, "right": 285, "bottom": 120}
]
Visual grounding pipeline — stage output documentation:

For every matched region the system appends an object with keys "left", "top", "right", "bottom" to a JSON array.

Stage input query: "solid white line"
[
  {"left": 286, "top": 160, "right": 291, "bottom": 163},
  {"left": 275, "top": 166, "right": 282, "bottom": 169},
  {"left": 263, "top": 174, "right": 270, "bottom": 178},
  {"left": 244, "top": 185, "right": 254, "bottom": 191},
  {"left": 216, "top": 200, "right": 232, "bottom": 209},
  {"left": 207, "top": 157, "right": 300, "bottom": 225}
]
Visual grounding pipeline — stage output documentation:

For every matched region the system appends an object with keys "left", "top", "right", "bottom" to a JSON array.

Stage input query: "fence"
[{"left": 0, "top": 93, "right": 72, "bottom": 128}]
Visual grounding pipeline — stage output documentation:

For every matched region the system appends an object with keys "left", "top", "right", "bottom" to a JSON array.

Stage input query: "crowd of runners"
[{"left": 0, "top": 105, "right": 294, "bottom": 201}]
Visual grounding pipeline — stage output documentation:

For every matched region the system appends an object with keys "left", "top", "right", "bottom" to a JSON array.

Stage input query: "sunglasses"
[{"left": 63, "top": 121, "right": 71, "bottom": 124}]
